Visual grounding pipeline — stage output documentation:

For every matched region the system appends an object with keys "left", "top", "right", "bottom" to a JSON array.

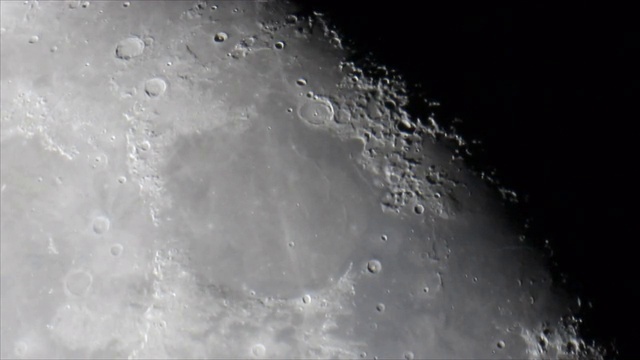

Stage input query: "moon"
[{"left": 0, "top": 1, "right": 607, "bottom": 359}]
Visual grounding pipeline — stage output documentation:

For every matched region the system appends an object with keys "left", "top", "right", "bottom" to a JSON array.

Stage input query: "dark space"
[{"left": 297, "top": 2, "right": 638, "bottom": 358}]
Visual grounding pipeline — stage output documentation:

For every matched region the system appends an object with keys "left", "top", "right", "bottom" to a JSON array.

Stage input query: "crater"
[{"left": 162, "top": 116, "right": 372, "bottom": 299}]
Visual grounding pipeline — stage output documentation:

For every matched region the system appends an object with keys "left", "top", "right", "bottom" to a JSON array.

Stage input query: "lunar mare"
[{"left": 0, "top": 1, "right": 603, "bottom": 359}]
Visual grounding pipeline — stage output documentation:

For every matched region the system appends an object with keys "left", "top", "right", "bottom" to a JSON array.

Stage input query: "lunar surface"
[{"left": 0, "top": 1, "right": 607, "bottom": 359}]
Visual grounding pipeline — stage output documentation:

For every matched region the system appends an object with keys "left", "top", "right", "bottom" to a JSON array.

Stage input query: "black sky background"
[{"left": 296, "top": 2, "right": 638, "bottom": 358}]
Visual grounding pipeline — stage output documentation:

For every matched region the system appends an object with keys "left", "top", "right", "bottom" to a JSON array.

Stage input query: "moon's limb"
[{"left": 0, "top": 1, "right": 602, "bottom": 359}]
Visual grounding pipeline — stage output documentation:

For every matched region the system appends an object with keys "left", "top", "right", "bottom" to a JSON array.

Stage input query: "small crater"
[
  {"left": 155, "top": 320, "right": 167, "bottom": 329},
  {"left": 251, "top": 343, "right": 266, "bottom": 357},
  {"left": 298, "top": 100, "right": 334, "bottom": 126},
  {"left": 115, "top": 37, "right": 145, "bottom": 60},
  {"left": 90, "top": 153, "right": 108, "bottom": 170},
  {"left": 92, "top": 216, "right": 111, "bottom": 234},
  {"left": 64, "top": 270, "right": 93, "bottom": 297},
  {"left": 213, "top": 32, "right": 228, "bottom": 43},
  {"left": 144, "top": 78, "right": 167, "bottom": 97},
  {"left": 110, "top": 244, "right": 123, "bottom": 257},
  {"left": 285, "top": 14, "right": 298, "bottom": 24},
  {"left": 367, "top": 259, "right": 382, "bottom": 274}
]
